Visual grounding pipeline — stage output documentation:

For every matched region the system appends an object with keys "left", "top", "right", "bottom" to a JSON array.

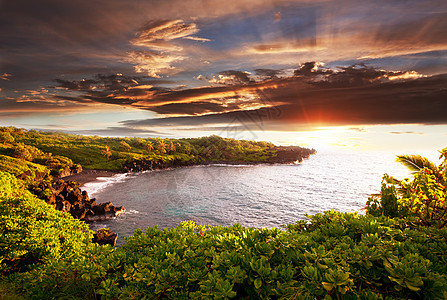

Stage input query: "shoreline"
[
  {"left": 62, "top": 153, "right": 316, "bottom": 187},
  {"left": 62, "top": 169, "right": 119, "bottom": 186}
]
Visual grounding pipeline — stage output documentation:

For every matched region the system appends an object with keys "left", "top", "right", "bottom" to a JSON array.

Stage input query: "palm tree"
[
  {"left": 157, "top": 140, "right": 167, "bottom": 154},
  {"left": 167, "top": 142, "right": 176, "bottom": 154},
  {"left": 393, "top": 149, "right": 447, "bottom": 228},
  {"left": 396, "top": 153, "right": 445, "bottom": 185},
  {"left": 145, "top": 141, "right": 154, "bottom": 154},
  {"left": 101, "top": 146, "right": 112, "bottom": 160}
]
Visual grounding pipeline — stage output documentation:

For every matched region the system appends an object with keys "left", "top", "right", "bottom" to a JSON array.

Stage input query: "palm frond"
[{"left": 396, "top": 154, "right": 439, "bottom": 174}]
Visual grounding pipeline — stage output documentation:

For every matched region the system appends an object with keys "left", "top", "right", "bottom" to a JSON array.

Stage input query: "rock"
[
  {"left": 93, "top": 228, "right": 118, "bottom": 246},
  {"left": 55, "top": 200, "right": 71, "bottom": 213},
  {"left": 31, "top": 179, "right": 125, "bottom": 222},
  {"left": 58, "top": 164, "right": 83, "bottom": 178},
  {"left": 266, "top": 146, "right": 316, "bottom": 164},
  {"left": 59, "top": 165, "right": 72, "bottom": 177}
]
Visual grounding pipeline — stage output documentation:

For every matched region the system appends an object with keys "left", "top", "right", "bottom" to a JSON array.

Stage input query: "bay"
[{"left": 85, "top": 149, "right": 438, "bottom": 245}]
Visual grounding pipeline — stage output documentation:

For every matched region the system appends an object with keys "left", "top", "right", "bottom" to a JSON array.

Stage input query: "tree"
[
  {"left": 396, "top": 154, "right": 445, "bottom": 185},
  {"left": 120, "top": 141, "right": 131, "bottom": 152},
  {"left": 145, "top": 141, "right": 154, "bottom": 154},
  {"left": 367, "top": 148, "right": 447, "bottom": 228},
  {"left": 0, "top": 132, "right": 14, "bottom": 144},
  {"left": 167, "top": 142, "right": 176, "bottom": 154},
  {"left": 101, "top": 146, "right": 112, "bottom": 160},
  {"left": 157, "top": 140, "right": 167, "bottom": 154}
]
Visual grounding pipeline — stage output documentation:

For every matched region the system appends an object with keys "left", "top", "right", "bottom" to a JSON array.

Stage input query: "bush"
[
  {"left": 366, "top": 148, "right": 447, "bottom": 228},
  {"left": 13, "top": 213, "right": 447, "bottom": 299},
  {"left": 0, "top": 172, "right": 94, "bottom": 276}
]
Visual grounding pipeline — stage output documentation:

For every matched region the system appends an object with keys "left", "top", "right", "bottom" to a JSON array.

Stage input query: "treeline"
[{"left": 0, "top": 126, "right": 300, "bottom": 171}]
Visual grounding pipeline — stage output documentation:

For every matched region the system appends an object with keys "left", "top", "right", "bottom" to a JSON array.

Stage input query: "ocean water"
[{"left": 84, "top": 149, "right": 438, "bottom": 245}]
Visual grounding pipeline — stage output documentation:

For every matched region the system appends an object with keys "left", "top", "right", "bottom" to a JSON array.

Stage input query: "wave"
[{"left": 82, "top": 173, "right": 130, "bottom": 198}]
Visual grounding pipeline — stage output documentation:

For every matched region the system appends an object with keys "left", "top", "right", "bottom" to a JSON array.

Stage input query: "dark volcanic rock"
[
  {"left": 93, "top": 228, "right": 118, "bottom": 246},
  {"left": 58, "top": 164, "right": 83, "bottom": 178},
  {"left": 31, "top": 179, "right": 124, "bottom": 222},
  {"left": 121, "top": 158, "right": 188, "bottom": 173}
]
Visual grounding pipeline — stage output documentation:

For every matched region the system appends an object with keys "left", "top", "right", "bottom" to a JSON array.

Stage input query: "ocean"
[{"left": 84, "top": 148, "right": 439, "bottom": 245}]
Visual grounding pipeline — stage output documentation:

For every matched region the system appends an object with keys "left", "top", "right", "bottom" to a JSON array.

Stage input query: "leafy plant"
[{"left": 367, "top": 148, "right": 447, "bottom": 228}]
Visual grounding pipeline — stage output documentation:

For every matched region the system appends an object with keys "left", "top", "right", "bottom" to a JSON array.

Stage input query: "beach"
[{"left": 62, "top": 169, "right": 119, "bottom": 186}]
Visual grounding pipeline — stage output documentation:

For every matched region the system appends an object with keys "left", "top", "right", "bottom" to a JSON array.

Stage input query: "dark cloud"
[
  {"left": 149, "top": 101, "right": 244, "bottom": 115},
  {"left": 294, "top": 62, "right": 321, "bottom": 76},
  {"left": 46, "top": 65, "right": 447, "bottom": 129},
  {"left": 54, "top": 79, "right": 98, "bottom": 91},
  {"left": 255, "top": 69, "right": 283, "bottom": 79},
  {"left": 293, "top": 62, "right": 416, "bottom": 87},
  {"left": 121, "top": 106, "right": 282, "bottom": 128},
  {"left": 118, "top": 72, "right": 447, "bottom": 130},
  {"left": 217, "top": 70, "right": 253, "bottom": 84}
]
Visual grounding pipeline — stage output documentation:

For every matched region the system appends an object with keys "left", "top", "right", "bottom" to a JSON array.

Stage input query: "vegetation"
[
  {"left": 367, "top": 148, "right": 447, "bottom": 228},
  {"left": 1, "top": 127, "right": 280, "bottom": 170},
  {"left": 0, "top": 126, "right": 445, "bottom": 298}
]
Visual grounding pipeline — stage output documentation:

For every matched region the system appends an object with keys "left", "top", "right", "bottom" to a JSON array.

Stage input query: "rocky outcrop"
[
  {"left": 32, "top": 179, "right": 124, "bottom": 222},
  {"left": 57, "top": 164, "right": 83, "bottom": 178},
  {"left": 122, "top": 158, "right": 191, "bottom": 173},
  {"left": 93, "top": 228, "right": 118, "bottom": 246},
  {"left": 266, "top": 146, "right": 316, "bottom": 164}
]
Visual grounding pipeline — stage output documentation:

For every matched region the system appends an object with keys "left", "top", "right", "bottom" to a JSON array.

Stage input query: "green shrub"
[
  {"left": 13, "top": 213, "right": 447, "bottom": 299},
  {"left": 0, "top": 155, "right": 48, "bottom": 183},
  {"left": 0, "top": 171, "right": 94, "bottom": 276},
  {"left": 366, "top": 174, "right": 410, "bottom": 218},
  {"left": 366, "top": 148, "right": 447, "bottom": 228}
]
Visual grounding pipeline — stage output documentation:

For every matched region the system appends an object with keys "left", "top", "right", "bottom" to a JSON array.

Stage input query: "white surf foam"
[{"left": 82, "top": 173, "right": 130, "bottom": 198}]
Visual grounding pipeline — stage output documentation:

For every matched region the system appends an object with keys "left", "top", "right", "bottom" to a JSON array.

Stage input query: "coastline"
[
  {"left": 63, "top": 147, "right": 317, "bottom": 187},
  {"left": 62, "top": 169, "right": 119, "bottom": 186}
]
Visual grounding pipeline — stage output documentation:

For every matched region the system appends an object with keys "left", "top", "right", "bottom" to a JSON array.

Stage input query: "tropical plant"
[
  {"left": 101, "top": 145, "right": 112, "bottom": 160},
  {"left": 120, "top": 141, "right": 131, "bottom": 152},
  {"left": 156, "top": 140, "right": 167, "bottom": 154},
  {"left": 145, "top": 141, "right": 154, "bottom": 154},
  {"left": 12, "top": 214, "right": 447, "bottom": 299},
  {"left": 167, "top": 141, "right": 176, "bottom": 154},
  {"left": 367, "top": 148, "right": 447, "bottom": 228},
  {"left": 0, "top": 131, "right": 14, "bottom": 144}
]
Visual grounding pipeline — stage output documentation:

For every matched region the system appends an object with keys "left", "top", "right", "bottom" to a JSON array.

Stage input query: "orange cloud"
[
  {"left": 130, "top": 19, "right": 200, "bottom": 49},
  {"left": 0, "top": 73, "right": 12, "bottom": 81},
  {"left": 127, "top": 19, "right": 210, "bottom": 77},
  {"left": 126, "top": 51, "right": 184, "bottom": 78}
]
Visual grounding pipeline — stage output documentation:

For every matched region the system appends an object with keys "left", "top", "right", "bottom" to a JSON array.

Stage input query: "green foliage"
[
  {"left": 367, "top": 148, "right": 447, "bottom": 228},
  {"left": 0, "top": 172, "right": 94, "bottom": 276},
  {"left": 0, "top": 131, "right": 14, "bottom": 144},
  {"left": 11, "top": 213, "right": 447, "bottom": 299},
  {"left": 0, "top": 155, "right": 48, "bottom": 183},
  {"left": 1, "top": 128, "right": 444, "bottom": 299},
  {"left": 366, "top": 174, "right": 410, "bottom": 218},
  {"left": 4, "top": 127, "right": 279, "bottom": 170},
  {"left": 400, "top": 168, "right": 447, "bottom": 228},
  {"left": 119, "top": 140, "right": 132, "bottom": 152}
]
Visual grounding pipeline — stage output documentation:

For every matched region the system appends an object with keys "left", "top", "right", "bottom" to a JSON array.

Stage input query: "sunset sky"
[{"left": 1, "top": 0, "right": 446, "bottom": 151}]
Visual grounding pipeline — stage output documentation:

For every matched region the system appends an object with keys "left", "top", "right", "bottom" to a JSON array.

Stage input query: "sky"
[{"left": 0, "top": 0, "right": 446, "bottom": 152}]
